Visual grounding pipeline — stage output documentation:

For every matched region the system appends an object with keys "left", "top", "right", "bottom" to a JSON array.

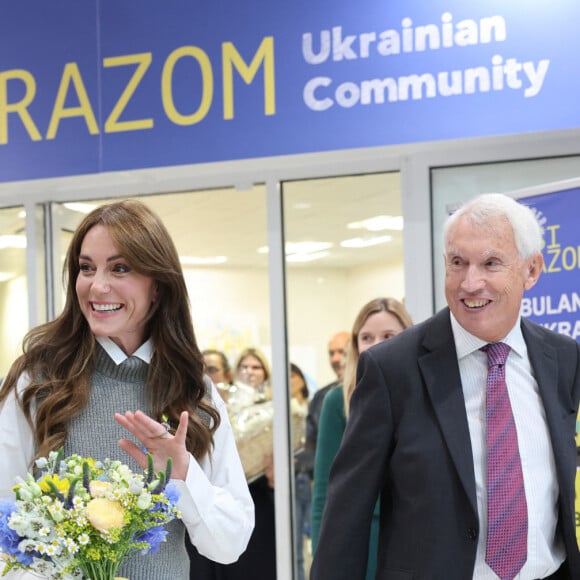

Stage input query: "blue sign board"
[
  {"left": 520, "top": 186, "right": 580, "bottom": 342},
  {"left": 1, "top": 1, "right": 580, "bottom": 181}
]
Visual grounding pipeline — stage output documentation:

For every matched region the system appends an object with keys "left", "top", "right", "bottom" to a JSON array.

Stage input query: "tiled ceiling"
[{"left": 0, "top": 171, "right": 404, "bottom": 276}]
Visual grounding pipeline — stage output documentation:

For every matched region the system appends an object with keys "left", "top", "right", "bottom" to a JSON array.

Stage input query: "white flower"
[
  {"left": 137, "top": 492, "right": 152, "bottom": 510},
  {"left": 35, "top": 457, "right": 48, "bottom": 469},
  {"left": 36, "top": 543, "right": 47, "bottom": 555},
  {"left": 77, "top": 533, "right": 90, "bottom": 545},
  {"left": 17, "top": 487, "right": 33, "bottom": 501},
  {"left": 128, "top": 477, "right": 144, "bottom": 495},
  {"left": 38, "top": 526, "right": 51, "bottom": 537}
]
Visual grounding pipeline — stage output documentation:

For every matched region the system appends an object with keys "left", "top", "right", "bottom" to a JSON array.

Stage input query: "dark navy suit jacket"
[{"left": 311, "top": 308, "right": 580, "bottom": 580}]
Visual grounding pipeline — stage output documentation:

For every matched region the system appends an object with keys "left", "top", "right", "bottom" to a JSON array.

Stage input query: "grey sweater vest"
[{"left": 64, "top": 345, "right": 189, "bottom": 579}]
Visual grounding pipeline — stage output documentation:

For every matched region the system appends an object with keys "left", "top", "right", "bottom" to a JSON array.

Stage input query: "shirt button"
[{"left": 467, "top": 528, "right": 477, "bottom": 540}]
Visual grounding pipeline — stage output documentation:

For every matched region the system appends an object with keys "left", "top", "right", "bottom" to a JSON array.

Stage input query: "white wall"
[
  {"left": 184, "top": 267, "right": 272, "bottom": 369},
  {"left": 184, "top": 259, "right": 405, "bottom": 392},
  {"left": 0, "top": 276, "right": 28, "bottom": 377},
  {"left": 345, "top": 260, "right": 406, "bottom": 324}
]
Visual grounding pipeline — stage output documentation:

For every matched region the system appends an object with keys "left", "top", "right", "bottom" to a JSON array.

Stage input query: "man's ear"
[{"left": 524, "top": 252, "right": 544, "bottom": 291}]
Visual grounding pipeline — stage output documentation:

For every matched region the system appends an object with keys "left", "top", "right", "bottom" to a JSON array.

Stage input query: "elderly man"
[
  {"left": 311, "top": 193, "right": 580, "bottom": 580},
  {"left": 304, "top": 331, "right": 350, "bottom": 470}
]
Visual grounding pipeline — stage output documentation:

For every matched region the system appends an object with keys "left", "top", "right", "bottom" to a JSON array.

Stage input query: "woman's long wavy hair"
[
  {"left": 0, "top": 200, "right": 219, "bottom": 460},
  {"left": 342, "top": 297, "right": 413, "bottom": 417}
]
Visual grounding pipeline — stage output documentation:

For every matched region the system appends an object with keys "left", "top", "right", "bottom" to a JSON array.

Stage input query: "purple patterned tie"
[{"left": 481, "top": 342, "right": 528, "bottom": 580}]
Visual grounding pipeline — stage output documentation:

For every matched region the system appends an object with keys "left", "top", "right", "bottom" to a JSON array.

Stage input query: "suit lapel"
[
  {"left": 523, "top": 319, "right": 559, "bottom": 413},
  {"left": 521, "top": 320, "right": 565, "bottom": 464},
  {"left": 419, "top": 309, "right": 478, "bottom": 516}
]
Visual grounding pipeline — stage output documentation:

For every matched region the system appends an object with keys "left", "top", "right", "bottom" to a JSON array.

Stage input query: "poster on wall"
[
  {"left": 510, "top": 176, "right": 580, "bottom": 547},
  {"left": 514, "top": 177, "right": 580, "bottom": 341}
]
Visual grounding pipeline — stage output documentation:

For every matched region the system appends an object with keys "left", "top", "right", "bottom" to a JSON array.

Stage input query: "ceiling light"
[
  {"left": 347, "top": 215, "right": 403, "bottom": 232},
  {"left": 286, "top": 251, "right": 329, "bottom": 263},
  {"left": 258, "top": 241, "right": 333, "bottom": 255},
  {"left": 286, "top": 241, "right": 332, "bottom": 254},
  {"left": 340, "top": 235, "right": 392, "bottom": 248},
  {"left": 0, "top": 235, "right": 26, "bottom": 249},
  {"left": 63, "top": 202, "right": 98, "bottom": 214},
  {"left": 180, "top": 256, "right": 227, "bottom": 265}
]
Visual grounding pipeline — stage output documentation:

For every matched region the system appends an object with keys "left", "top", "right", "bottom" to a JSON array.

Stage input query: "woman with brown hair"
[
  {"left": 203, "top": 349, "right": 234, "bottom": 387},
  {"left": 311, "top": 297, "right": 413, "bottom": 580},
  {"left": 0, "top": 200, "right": 253, "bottom": 579}
]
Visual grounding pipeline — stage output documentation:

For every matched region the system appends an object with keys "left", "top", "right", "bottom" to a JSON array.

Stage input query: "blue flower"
[
  {"left": 135, "top": 526, "right": 168, "bottom": 554},
  {"left": 0, "top": 498, "right": 25, "bottom": 559},
  {"left": 151, "top": 482, "right": 180, "bottom": 515},
  {"left": 164, "top": 481, "right": 180, "bottom": 507}
]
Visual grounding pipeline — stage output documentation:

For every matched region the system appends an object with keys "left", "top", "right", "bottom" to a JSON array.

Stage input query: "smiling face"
[
  {"left": 76, "top": 224, "right": 158, "bottom": 355},
  {"left": 444, "top": 214, "right": 543, "bottom": 342}
]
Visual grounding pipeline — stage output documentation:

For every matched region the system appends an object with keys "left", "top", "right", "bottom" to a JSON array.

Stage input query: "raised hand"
[{"left": 114, "top": 409, "right": 190, "bottom": 480}]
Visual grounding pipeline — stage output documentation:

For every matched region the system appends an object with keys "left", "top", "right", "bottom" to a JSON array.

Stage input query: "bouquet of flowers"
[{"left": 0, "top": 449, "right": 181, "bottom": 580}]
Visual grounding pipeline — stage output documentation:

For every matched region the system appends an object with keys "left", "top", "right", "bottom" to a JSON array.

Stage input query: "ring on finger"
[{"left": 153, "top": 421, "right": 171, "bottom": 439}]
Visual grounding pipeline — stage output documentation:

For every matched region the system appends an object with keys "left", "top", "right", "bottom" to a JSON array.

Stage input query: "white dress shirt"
[
  {"left": 450, "top": 313, "right": 565, "bottom": 579},
  {"left": 0, "top": 336, "right": 254, "bottom": 576}
]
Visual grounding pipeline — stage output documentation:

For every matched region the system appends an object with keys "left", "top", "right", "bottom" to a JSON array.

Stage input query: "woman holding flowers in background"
[
  {"left": 234, "top": 347, "right": 272, "bottom": 402},
  {"left": 0, "top": 200, "right": 254, "bottom": 579}
]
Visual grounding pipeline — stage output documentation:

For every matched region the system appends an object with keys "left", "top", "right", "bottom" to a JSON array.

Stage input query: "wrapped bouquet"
[
  {"left": 221, "top": 382, "right": 307, "bottom": 481},
  {"left": 0, "top": 449, "right": 180, "bottom": 580}
]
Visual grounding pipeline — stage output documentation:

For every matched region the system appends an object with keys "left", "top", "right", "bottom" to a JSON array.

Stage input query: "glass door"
[
  {"left": 282, "top": 171, "right": 405, "bottom": 579},
  {"left": 0, "top": 205, "right": 46, "bottom": 376}
]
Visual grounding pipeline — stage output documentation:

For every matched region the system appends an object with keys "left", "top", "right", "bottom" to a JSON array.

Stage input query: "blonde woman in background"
[
  {"left": 235, "top": 347, "right": 272, "bottom": 402},
  {"left": 311, "top": 297, "right": 412, "bottom": 580}
]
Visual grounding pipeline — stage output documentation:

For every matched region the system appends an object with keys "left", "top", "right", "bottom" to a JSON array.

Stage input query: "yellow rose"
[
  {"left": 86, "top": 498, "right": 125, "bottom": 531},
  {"left": 89, "top": 480, "right": 112, "bottom": 497}
]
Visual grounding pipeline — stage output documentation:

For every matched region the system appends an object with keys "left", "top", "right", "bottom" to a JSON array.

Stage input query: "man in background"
[
  {"left": 306, "top": 330, "right": 349, "bottom": 457},
  {"left": 304, "top": 331, "right": 350, "bottom": 474}
]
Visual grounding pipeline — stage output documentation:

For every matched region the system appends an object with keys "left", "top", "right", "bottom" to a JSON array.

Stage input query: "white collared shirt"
[
  {"left": 0, "top": 337, "right": 254, "bottom": 567},
  {"left": 450, "top": 313, "right": 565, "bottom": 579},
  {"left": 96, "top": 335, "right": 153, "bottom": 365}
]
